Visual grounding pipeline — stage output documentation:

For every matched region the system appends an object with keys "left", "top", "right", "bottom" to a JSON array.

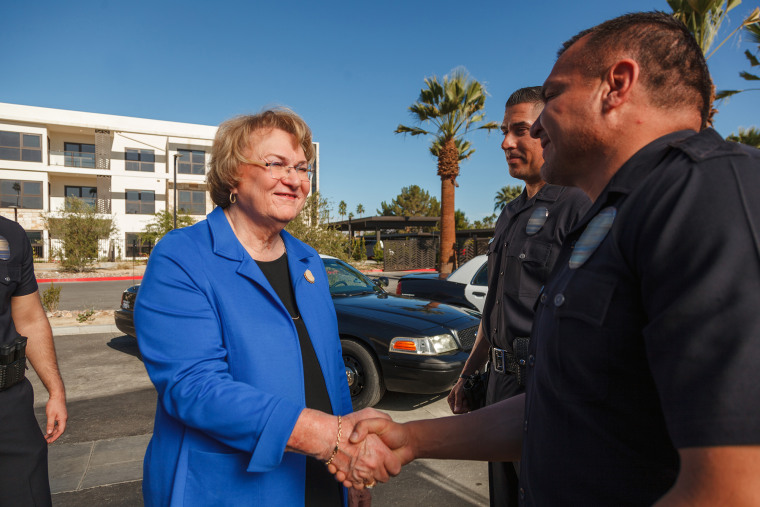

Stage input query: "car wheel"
[{"left": 341, "top": 339, "right": 385, "bottom": 410}]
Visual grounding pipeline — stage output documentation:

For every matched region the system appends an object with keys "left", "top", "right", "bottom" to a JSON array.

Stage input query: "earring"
[{"left": 230, "top": 192, "right": 237, "bottom": 204}]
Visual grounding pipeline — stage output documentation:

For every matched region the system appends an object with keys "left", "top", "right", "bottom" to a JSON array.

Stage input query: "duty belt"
[
  {"left": 491, "top": 337, "right": 531, "bottom": 387},
  {"left": 0, "top": 336, "right": 27, "bottom": 391}
]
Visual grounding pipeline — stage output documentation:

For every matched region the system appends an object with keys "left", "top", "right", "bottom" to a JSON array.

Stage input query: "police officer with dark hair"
[
  {"left": 447, "top": 87, "right": 588, "bottom": 506},
  {"left": 0, "top": 215, "right": 67, "bottom": 506},
  {"left": 345, "top": 11, "right": 760, "bottom": 505}
]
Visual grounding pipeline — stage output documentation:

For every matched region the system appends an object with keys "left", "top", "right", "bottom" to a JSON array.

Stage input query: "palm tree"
[
  {"left": 356, "top": 204, "right": 365, "bottom": 217},
  {"left": 338, "top": 200, "right": 347, "bottom": 221},
  {"left": 396, "top": 67, "right": 498, "bottom": 276},
  {"left": 727, "top": 127, "right": 760, "bottom": 148},
  {"left": 669, "top": 1, "right": 758, "bottom": 58},
  {"left": 669, "top": 1, "right": 760, "bottom": 107},
  {"left": 715, "top": 23, "right": 760, "bottom": 100},
  {"left": 494, "top": 185, "right": 524, "bottom": 211}
]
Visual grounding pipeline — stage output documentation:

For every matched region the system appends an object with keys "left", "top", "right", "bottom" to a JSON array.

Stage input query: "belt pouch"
[
  {"left": 512, "top": 337, "right": 530, "bottom": 387},
  {"left": 0, "top": 337, "right": 27, "bottom": 391}
]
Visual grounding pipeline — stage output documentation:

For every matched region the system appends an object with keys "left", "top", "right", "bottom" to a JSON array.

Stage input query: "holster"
[{"left": 0, "top": 336, "right": 27, "bottom": 391}]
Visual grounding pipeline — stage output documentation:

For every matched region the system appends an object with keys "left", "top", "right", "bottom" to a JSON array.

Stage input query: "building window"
[
  {"left": 125, "top": 149, "right": 155, "bottom": 172},
  {"left": 177, "top": 149, "right": 205, "bottom": 175},
  {"left": 64, "top": 142, "right": 96, "bottom": 168},
  {"left": 125, "top": 233, "right": 152, "bottom": 258},
  {"left": 65, "top": 186, "right": 97, "bottom": 209},
  {"left": 178, "top": 190, "right": 205, "bottom": 215},
  {"left": 1, "top": 180, "right": 43, "bottom": 209},
  {"left": 125, "top": 190, "right": 155, "bottom": 214},
  {"left": 0, "top": 131, "right": 42, "bottom": 162},
  {"left": 26, "top": 231, "right": 43, "bottom": 259}
]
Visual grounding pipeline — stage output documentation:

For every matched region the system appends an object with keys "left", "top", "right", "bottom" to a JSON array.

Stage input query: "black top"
[
  {"left": 0, "top": 216, "right": 37, "bottom": 347},
  {"left": 522, "top": 129, "right": 760, "bottom": 505},
  {"left": 256, "top": 253, "right": 342, "bottom": 507},
  {"left": 482, "top": 185, "right": 589, "bottom": 403}
]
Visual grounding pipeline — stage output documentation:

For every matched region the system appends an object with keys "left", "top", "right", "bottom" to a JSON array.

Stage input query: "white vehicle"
[{"left": 396, "top": 255, "right": 488, "bottom": 313}]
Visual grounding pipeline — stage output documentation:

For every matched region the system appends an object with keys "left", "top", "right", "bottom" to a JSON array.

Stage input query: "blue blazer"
[{"left": 135, "top": 206, "right": 352, "bottom": 506}]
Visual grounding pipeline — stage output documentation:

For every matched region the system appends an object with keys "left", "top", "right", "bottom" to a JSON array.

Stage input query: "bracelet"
[{"left": 324, "top": 415, "right": 342, "bottom": 466}]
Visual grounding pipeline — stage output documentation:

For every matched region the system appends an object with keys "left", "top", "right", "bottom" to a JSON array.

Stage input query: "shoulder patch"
[{"left": 0, "top": 235, "right": 10, "bottom": 260}]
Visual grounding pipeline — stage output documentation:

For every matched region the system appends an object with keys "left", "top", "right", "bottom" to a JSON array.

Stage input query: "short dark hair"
[
  {"left": 505, "top": 86, "right": 543, "bottom": 109},
  {"left": 559, "top": 11, "right": 713, "bottom": 128}
]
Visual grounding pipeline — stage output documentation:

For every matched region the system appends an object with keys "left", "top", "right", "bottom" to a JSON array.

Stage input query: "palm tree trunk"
[
  {"left": 439, "top": 177, "right": 456, "bottom": 277},
  {"left": 437, "top": 138, "right": 459, "bottom": 277}
]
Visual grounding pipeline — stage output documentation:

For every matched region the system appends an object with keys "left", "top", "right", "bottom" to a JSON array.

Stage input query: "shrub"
[{"left": 41, "top": 283, "right": 62, "bottom": 312}]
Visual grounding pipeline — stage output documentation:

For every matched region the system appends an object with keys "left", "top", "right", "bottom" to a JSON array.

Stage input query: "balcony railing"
[{"left": 49, "top": 150, "right": 97, "bottom": 169}]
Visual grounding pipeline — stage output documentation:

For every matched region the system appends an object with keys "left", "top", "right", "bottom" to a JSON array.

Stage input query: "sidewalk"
[{"left": 33, "top": 330, "right": 487, "bottom": 506}]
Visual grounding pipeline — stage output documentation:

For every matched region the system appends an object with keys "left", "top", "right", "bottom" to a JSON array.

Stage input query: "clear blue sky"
[{"left": 3, "top": 0, "right": 758, "bottom": 222}]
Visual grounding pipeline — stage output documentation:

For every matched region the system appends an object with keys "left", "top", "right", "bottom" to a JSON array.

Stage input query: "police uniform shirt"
[
  {"left": 482, "top": 184, "right": 589, "bottom": 403},
  {"left": 520, "top": 129, "right": 760, "bottom": 506},
  {"left": 0, "top": 217, "right": 38, "bottom": 348}
]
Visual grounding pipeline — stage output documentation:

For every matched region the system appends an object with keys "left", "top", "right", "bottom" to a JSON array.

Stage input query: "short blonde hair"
[{"left": 207, "top": 107, "right": 314, "bottom": 208}]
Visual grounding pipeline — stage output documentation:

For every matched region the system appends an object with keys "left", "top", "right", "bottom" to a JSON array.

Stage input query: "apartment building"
[{"left": 0, "top": 103, "right": 319, "bottom": 260}]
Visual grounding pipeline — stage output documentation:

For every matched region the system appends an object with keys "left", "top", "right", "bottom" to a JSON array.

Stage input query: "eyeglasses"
[{"left": 248, "top": 160, "right": 313, "bottom": 182}]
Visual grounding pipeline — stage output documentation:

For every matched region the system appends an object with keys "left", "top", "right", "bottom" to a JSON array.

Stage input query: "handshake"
[{"left": 323, "top": 408, "right": 411, "bottom": 490}]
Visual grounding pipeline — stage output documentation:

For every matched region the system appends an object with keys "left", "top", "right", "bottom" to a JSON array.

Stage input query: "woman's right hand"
[{"left": 287, "top": 408, "right": 402, "bottom": 489}]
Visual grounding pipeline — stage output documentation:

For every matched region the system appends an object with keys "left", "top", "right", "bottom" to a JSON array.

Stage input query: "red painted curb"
[{"left": 37, "top": 276, "right": 144, "bottom": 283}]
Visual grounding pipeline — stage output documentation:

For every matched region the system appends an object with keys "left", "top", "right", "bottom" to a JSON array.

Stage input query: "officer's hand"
[
  {"left": 45, "top": 395, "right": 68, "bottom": 443},
  {"left": 447, "top": 378, "right": 470, "bottom": 414}
]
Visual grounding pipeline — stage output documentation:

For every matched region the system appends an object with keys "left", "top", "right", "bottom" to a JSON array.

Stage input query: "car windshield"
[{"left": 322, "top": 258, "right": 382, "bottom": 296}]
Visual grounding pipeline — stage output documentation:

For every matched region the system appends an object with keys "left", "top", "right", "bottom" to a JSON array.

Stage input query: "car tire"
[{"left": 341, "top": 339, "right": 385, "bottom": 410}]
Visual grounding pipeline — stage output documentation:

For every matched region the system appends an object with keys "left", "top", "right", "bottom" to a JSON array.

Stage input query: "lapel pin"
[{"left": 304, "top": 270, "right": 315, "bottom": 283}]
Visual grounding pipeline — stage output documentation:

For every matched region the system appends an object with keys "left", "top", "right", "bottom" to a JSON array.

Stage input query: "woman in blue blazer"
[{"left": 134, "top": 109, "right": 397, "bottom": 506}]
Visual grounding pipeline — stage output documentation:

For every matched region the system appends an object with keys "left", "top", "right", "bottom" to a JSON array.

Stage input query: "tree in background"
[
  {"left": 455, "top": 209, "right": 470, "bottom": 230},
  {"left": 727, "top": 126, "right": 760, "bottom": 147},
  {"left": 356, "top": 203, "right": 365, "bottom": 216},
  {"left": 472, "top": 213, "right": 498, "bottom": 229},
  {"left": 140, "top": 210, "right": 196, "bottom": 246},
  {"left": 669, "top": 0, "right": 760, "bottom": 118},
  {"left": 44, "top": 197, "right": 116, "bottom": 272},
  {"left": 338, "top": 200, "right": 347, "bottom": 221},
  {"left": 396, "top": 67, "right": 498, "bottom": 276},
  {"left": 351, "top": 236, "right": 367, "bottom": 262},
  {"left": 716, "top": 23, "right": 760, "bottom": 100},
  {"left": 286, "top": 192, "right": 349, "bottom": 261},
  {"left": 494, "top": 185, "right": 524, "bottom": 211},
  {"left": 378, "top": 185, "right": 441, "bottom": 217}
]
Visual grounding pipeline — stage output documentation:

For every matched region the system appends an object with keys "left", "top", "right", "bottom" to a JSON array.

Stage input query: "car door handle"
[{"left": 472, "top": 292, "right": 486, "bottom": 297}]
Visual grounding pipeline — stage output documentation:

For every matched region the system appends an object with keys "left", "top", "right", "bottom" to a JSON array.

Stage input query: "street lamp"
[
  {"left": 173, "top": 153, "right": 182, "bottom": 229},
  {"left": 10, "top": 181, "right": 20, "bottom": 222}
]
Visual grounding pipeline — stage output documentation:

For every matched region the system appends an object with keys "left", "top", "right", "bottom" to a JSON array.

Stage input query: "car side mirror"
[{"left": 371, "top": 276, "right": 389, "bottom": 287}]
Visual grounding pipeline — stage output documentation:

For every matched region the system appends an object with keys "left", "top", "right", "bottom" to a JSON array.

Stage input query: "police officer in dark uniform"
[
  {"left": 447, "top": 87, "right": 588, "bottom": 506},
  {"left": 0, "top": 216, "right": 67, "bottom": 506},
  {"left": 345, "top": 12, "right": 760, "bottom": 506}
]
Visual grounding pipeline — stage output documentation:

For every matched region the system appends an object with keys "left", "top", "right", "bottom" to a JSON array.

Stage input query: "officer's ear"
[{"left": 602, "top": 59, "right": 638, "bottom": 113}]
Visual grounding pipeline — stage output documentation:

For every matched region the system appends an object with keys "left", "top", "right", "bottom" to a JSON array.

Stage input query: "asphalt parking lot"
[{"left": 28, "top": 328, "right": 488, "bottom": 506}]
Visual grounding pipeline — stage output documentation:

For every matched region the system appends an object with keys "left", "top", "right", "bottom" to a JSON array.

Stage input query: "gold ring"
[{"left": 364, "top": 480, "right": 376, "bottom": 489}]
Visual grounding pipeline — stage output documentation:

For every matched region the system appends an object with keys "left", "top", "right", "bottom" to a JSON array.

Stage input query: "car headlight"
[{"left": 389, "top": 334, "right": 458, "bottom": 355}]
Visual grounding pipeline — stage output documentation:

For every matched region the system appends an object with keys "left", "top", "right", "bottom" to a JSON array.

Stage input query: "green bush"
[
  {"left": 44, "top": 197, "right": 116, "bottom": 272},
  {"left": 41, "top": 283, "right": 62, "bottom": 312},
  {"left": 286, "top": 192, "right": 350, "bottom": 261},
  {"left": 373, "top": 241, "right": 384, "bottom": 262}
]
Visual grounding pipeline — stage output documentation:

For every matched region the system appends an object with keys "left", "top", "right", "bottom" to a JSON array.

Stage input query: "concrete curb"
[
  {"left": 38, "top": 276, "right": 143, "bottom": 283},
  {"left": 53, "top": 324, "right": 121, "bottom": 336}
]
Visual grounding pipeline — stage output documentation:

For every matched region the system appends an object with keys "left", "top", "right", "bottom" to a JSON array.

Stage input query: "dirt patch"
[{"left": 46, "top": 309, "right": 116, "bottom": 327}]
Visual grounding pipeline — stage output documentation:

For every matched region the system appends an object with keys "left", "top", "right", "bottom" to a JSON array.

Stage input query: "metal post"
[{"left": 173, "top": 153, "right": 181, "bottom": 229}]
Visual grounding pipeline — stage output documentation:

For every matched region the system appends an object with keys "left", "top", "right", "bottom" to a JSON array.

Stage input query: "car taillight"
[{"left": 396, "top": 281, "right": 402, "bottom": 295}]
